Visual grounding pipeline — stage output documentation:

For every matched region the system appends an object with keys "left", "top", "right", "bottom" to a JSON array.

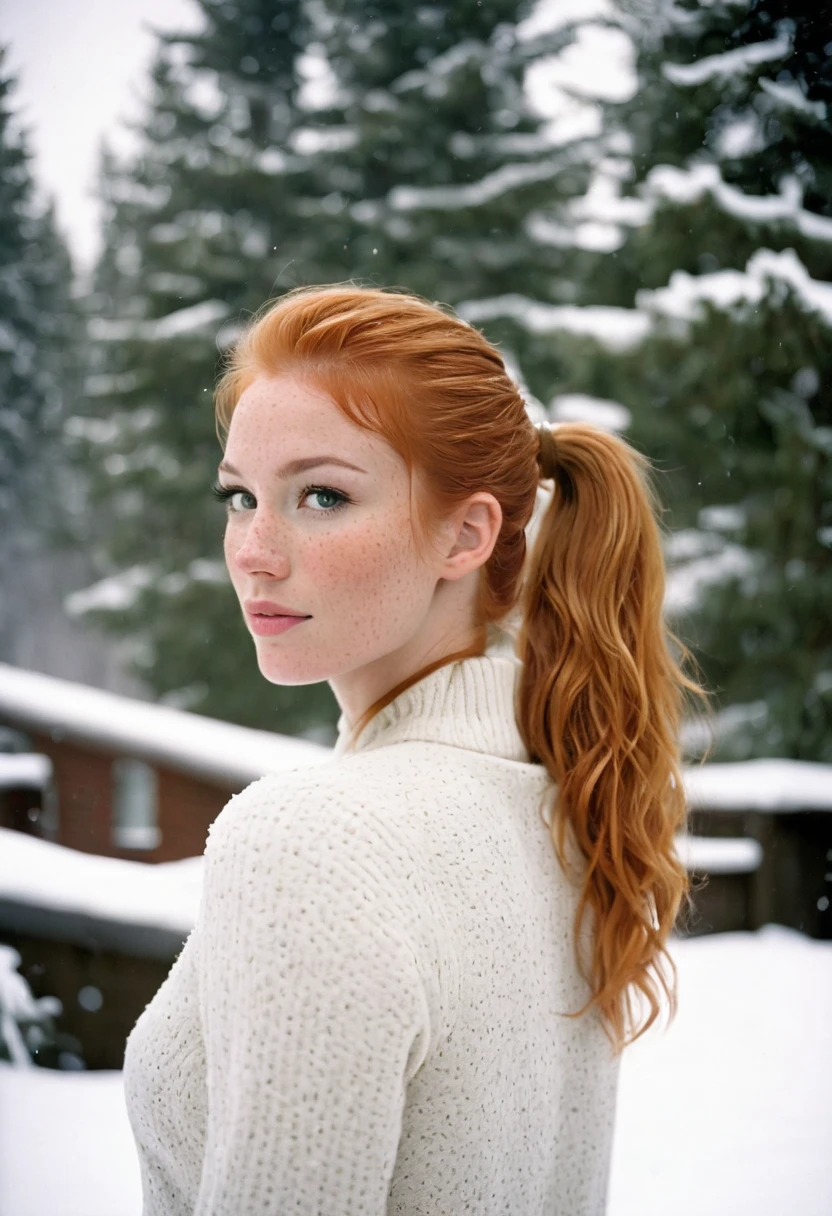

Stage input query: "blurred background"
[{"left": 0, "top": 0, "right": 830, "bottom": 1213}]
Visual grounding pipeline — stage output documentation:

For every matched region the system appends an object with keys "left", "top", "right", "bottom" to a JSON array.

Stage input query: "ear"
[{"left": 439, "top": 493, "right": 502, "bottom": 582}]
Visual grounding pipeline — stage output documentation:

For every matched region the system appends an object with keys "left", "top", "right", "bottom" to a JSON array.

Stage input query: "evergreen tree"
[
  {"left": 475, "top": 0, "right": 831, "bottom": 761},
  {"left": 0, "top": 49, "right": 79, "bottom": 664},
  {"left": 74, "top": 0, "right": 628, "bottom": 735}
]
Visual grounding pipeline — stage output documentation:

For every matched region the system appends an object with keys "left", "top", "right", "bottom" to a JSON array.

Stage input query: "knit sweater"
[{"left": 123, "top": 652, "right": 621, "bottom": 1215}]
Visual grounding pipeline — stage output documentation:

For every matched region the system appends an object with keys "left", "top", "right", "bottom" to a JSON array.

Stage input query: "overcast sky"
[
  {"left": 5, "top": 0, "right": 201, "bottom": 269},
  {"left": 4, "top": 0, "right": 633, "bottom": 274}
]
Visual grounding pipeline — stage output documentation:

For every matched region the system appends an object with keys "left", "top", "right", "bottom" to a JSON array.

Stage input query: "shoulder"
[
  {"left": 204, "top": 750, "right": 437, "bottom": 897},
  {"left": 208, "top": 743, "right": 457, "bottom": 851}
]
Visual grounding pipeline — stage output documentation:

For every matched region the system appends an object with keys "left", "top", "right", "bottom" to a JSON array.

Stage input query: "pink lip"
[
  {"left": 244, "top": 600, "right": 311, "bottom": 637},
  {"left": 248, "top": 613, "right": 308, "bottom": 636}
]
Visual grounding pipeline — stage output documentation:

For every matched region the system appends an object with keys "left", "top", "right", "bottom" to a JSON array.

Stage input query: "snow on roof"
[
  {"left": 550, "top": 392, "right": 632, "bottom": 432},
  {"left": 684, "top": 759, "right": 832, "bottom": 813},
  {"left": 675, "top": 834, "right": 763, "bottom": 874},
  {"left": 662, "top": 34, "right": 790, "bottom": 87},
  {"left": 0, "top": 664, "right": 329, "bottom": 789},
  {"left": 639, "top": 248, "right": 832, "bottom": 328},
  {"left": 0, "top": 753, "right": 52, "bottom": 791},
  {"left": 646, "top": 164, "right": 832, "bottom": 243},
  {"left": 458, "top": 294, "right": 650, "bottom": 351},
  {"left": 0, "top": 827, "right": 201, "bottom": 936}
]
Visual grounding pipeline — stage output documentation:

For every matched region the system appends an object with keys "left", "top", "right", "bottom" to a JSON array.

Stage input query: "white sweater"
[{"left": 123, "top": 652, "right": 621, "bottom": 1214}]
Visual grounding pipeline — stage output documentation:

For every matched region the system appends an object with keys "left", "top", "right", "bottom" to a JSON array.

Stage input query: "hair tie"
[{"left": 536, "top": 422, "right": 558, "bottom": 481}]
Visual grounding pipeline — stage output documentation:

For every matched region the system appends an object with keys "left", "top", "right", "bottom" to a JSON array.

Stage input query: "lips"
[
  {"left": 244, "top": 600, "right": 310, "bottom": 618},
  {"left": 244, "top": 601, "right": 311, "bottom": 638}
]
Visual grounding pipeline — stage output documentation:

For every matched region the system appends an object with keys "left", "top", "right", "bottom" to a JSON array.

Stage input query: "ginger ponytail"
[{"left": 517, "top": 423, "right": 706, "bottom": 1053}]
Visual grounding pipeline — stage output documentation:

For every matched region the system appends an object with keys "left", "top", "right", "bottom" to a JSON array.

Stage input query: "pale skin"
[{"left": 217, "top": 373, "right": 503, "bottom": 727}]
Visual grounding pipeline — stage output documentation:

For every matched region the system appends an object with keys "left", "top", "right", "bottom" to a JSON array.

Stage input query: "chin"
[{"left": 250, "top": 643, "right": 330, "bottom": 687}]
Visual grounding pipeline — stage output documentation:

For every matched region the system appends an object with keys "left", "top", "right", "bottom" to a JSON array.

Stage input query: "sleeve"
[{"left": 193, "top": 779, "right": 434, "bottom": 1216}]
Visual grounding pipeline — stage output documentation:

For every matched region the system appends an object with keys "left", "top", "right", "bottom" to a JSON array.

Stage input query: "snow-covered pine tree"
[
  {"left": 507, "top": 0, "right": 831, "bottom": 761},
  {"left": 0, "top": 49, "right": 78, "bottom": 663},
  {"left": 74, "top": 0, "right": 639, "bottom": 734},
  {"left": 71, "top": 0, "right": 341, "bottom": 735}
]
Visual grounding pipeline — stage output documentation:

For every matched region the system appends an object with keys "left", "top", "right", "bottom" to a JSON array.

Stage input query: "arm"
[{"left": 193, "top": 776, "right": 433, "bottom": 1216}]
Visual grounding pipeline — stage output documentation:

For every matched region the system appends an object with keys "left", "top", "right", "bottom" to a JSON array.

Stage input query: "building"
[{"left": 0, "top": 662, "right": 327, "bottom": 863}]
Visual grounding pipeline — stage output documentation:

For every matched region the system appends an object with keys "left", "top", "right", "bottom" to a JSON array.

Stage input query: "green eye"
[{"left": 301, "top": 485, "right": 351, "bottom": 513}]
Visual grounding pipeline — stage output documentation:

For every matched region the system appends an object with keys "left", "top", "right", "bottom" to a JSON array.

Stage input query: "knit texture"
[{"left": 123, "top": 652, "right": 621, "bottom": 1214}]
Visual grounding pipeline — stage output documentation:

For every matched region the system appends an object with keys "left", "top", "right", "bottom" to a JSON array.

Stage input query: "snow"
[
  {"left": 80, "top": 372, "right": 141, "bottom": 398},
  {"left": 674, "top": 833, "right": 762, "bottom": 874},
  {"left": 537, "top": 103, "right": 604, "bottom": 147},
  {"left": 571, "top": 168, "right": 650, "bottom": 227},
  {"left": 141, "top": 300, "right": 229, "bottom": 341},
  {"left": 388, "top": 157, "right": 570, "bottom": 212},
  {"left": 716, "top": 114, "right": 765, "bottom": 159},
  {"left": 684, "top": 759, "right": 832, "bottom": 813},
  {"left": 527, "top": 25, "right": 637, "bottom": 104},
  {"left": 0, "top": 828, "right": 202, "bottom": 936},
  {"left": 526, "top": 212, "right": 624, "bottom": 252},
  {"left": 66, "top": 557, "right": 228, "bottom": 615},
  {"left": 645, "top": 163, "right": 832, "bottom": 244},
  {"left": 607, "top": 926, "right": 832, "bottom": 1216},
  {"left": 458, "top": 294, "right": 650, "bottom": 351},
  {"left": 640, "top": 248, "right": 832, "bottom": 329},
  {"left": 296, "top": 43, "right": 343, "bottom": 112},
  {"left": 698, "top": 504, "right": 745, "bottom": 532},
  {"left": 64, "top": 566, "right": 154, "bottom": 615},
  {"left": 0, "top": 753, "right": 52, "bottom": 790},
  {"left": 664, "top": 542, "right": 757, "bottom": 615},
  {"left": 2, "top": 926, "right": 829, "bottom": 1216},
  {"left": 88, "top": 300, "right": 229, "bottom": 343},
  {"left": 662, "top": 35, "right": 791, "bottom": 87},
  {"left": 516, "top": 0, "right": 617, "bottom": 42},
  {"left": 682, "top": 699, "right": 769, "bottom": 755},
  {"left": 550, "top": 393, "right": 632, "bottom": 432},
  {"left": 0, "top": 663, "right": 329, "bottom": 790},
  {"left": 664, "top": 527, "right": 723, "bottom": 564},
  {"left": 759, "top": 76, "right": 827, "bottom": 120},
  {"left": 0, "top": 945, "right": 63, "bottom": 1067},
  {"left": 0, "top": 1063, "right": 142, "bottom": 1216},
  {"left": 291, "top": 126, "right": 358, "bottom": 156}
]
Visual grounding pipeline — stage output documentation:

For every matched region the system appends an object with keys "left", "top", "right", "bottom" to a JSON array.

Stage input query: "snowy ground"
[{"left": 1, "top": 925, "right": 829, "bottom": 1216}]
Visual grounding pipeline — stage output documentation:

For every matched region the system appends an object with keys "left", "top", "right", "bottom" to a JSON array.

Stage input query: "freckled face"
[{"left": 219, "top": 373, "right": 444, "bottom": 697}]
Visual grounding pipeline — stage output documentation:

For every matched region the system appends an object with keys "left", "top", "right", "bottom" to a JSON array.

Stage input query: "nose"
[{"left": 228, "top": 508, "right": 291, "bottom": 579}]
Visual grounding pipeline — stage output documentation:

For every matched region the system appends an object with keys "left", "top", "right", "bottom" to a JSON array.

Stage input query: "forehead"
[{"left": 224, "top": 373, "right": 400, "bottom": 473}]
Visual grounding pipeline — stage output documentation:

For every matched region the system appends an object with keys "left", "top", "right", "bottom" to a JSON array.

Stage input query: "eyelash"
[{"left": 211, "top": 482, "right": 353, "bottom": 515}]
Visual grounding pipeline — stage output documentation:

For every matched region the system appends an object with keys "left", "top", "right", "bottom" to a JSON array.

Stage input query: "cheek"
[{"left": 309, "top": 515, "right": 434, "bottom": 630}]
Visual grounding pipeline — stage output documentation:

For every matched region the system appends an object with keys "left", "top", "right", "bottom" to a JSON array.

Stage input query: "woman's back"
[{"left": 124, "top": 654, "right": 619, "bottom": 1215}]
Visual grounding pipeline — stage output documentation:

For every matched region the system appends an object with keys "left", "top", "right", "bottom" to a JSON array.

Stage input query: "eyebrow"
[{"left": 218, "top": 455, "right": 369, "bottom": 478}]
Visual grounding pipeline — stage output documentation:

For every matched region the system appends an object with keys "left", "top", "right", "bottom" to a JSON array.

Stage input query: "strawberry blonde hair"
[{"left": 214, "top": 284, "right": 707, "bottom": 1053}]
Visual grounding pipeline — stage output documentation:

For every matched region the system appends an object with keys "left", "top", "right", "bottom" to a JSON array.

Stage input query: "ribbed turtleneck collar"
[{"left": 333, "top": 651, "right": 530, "bottom": 763}]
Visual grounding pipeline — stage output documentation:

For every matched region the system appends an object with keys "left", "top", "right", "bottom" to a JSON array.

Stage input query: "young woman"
[{"left": 123, "top": 284, "right": 703, "bottom": 1215}]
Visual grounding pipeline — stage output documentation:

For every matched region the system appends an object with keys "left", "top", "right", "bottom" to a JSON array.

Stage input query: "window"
[{"left": 111, "top": 759, "right": 160, "bottom": 850}]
